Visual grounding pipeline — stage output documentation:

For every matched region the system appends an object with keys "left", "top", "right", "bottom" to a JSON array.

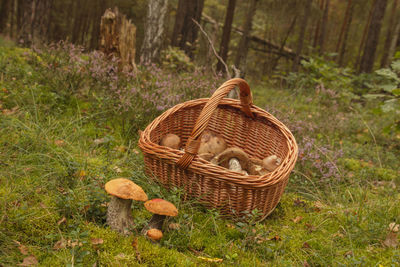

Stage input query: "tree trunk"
[
  {"left": 234, "top": 0, "right": 258, "bottom": 77},
  {"left": 100, "top": 7, "right": 137, "bottom": 71},
  {"left": 380, "top": 0, "right": 399, "bottom": 68},
  {"left": 140, "top": 0, "right": 169, "bottom": 64},
  {"left": 17, "top": 0, "right": 34, "bottom": 46},
  {"left": 318, "top": 0, "right": 330, "bottom": 54},
  {"left": 9, "top": 0, "right": 15, "bottom": 38},
  {"left": 338, "top": 0, "right": 354, "bottom": 67},
  {"left": 271, "top": 15, "right": 297, "bottom": 72},
  {"left": 355, "top": 0, "right": 376, "bottom": 70},
  {"left": 0, "top": 0, "right": 10, "bottom": 33},
  {"left": 313, "top": 0, "right": 324, "bottom": 48},
  {"left": 171, "top": 0, "right": 205, "bottom": 58},
  {"left": 292, "top": 0, "right": 313, "bottom": 72},
  {"left": 386, "top": 15, "right": 400, "bottom": 66},
  {"left": 336, "top": 0, "right": 352, "bottom": 55},
  {"left": 90, "top": 0, "right": 106, "bottom": 50},
  {"left": 216, "top": 0, "right": 236, "bottom": 72},
  {"left": 359, "top": 0, "right": 388, "bottom": 73}
]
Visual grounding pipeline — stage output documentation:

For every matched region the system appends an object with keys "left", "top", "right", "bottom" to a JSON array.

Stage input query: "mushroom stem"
[
  {"left": 148, "top": 214, "right": 166, "bottom": 230},
  {"left": 106, "top": 196, "right": 134, "bottom": 235}
]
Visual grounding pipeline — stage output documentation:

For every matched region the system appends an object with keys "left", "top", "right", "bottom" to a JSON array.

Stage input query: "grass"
[{"left": 0, "top": 41, "right": 399, "bottom": 266}]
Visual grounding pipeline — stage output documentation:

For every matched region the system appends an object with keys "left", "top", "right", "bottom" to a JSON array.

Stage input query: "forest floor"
[{"left": 0, "top": 40, "right": 399, "bottom": 266}]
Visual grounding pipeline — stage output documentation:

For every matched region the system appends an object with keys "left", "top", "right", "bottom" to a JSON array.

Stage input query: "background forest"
[
  {"left": 0, "top": 0, "right": 399, "bottom": 266},
  {"left": 0, "top": 0, "right": 399, "bottom": 75}
]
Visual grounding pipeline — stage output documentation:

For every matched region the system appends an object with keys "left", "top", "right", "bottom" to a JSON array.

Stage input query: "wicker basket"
[{"left": 139, "top": 78, "right": 298, "bottom": 221}]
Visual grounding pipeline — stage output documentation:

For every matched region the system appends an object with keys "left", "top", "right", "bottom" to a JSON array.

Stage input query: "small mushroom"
[
  {"left": 198, "top": 130, "right": 227, "bottom": 156},
  {"left": 105, "top": 178, "right": 148, "bottom": 235},
  {"left": 160, "top": 134, "right": 181, "bottom": 149},
  {"left": 144, "top": 199, "right": 178, "bottom": 230},
  {"left": 211, "top": 147, "right": 251, "bottom": 171},
  {"left": 146, "top": 228, "right": 163, "bottom": 241},
  {"left": 263, "top": 155, "right": 281, "bottom": 171}
]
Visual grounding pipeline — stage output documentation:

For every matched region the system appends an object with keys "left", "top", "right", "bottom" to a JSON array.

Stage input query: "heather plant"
[{"left": 27, "top": 42, "right": 222, "bottom": 134}]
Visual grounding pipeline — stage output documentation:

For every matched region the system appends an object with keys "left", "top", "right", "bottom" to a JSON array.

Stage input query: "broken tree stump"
[{"left": 100, "top": 7, "right": 137, "bottom": 71}]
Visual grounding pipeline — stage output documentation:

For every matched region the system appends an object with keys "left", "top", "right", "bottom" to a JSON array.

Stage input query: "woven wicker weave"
[{"left": 139, "top": 78, "right": 298, "bottom": 220}]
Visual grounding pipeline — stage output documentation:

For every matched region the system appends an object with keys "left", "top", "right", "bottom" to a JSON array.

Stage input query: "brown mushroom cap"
[
  {"left": 105, "top": 178, "right": 148, "bottom": 201},
  {"left": 198, "top": 130, "right": 227, "bottom": 155},
  {"left": 212, "top": 147, "right": 250, "bottom": 170},
  {"left": 160, "top": 134, "right": 181, "bottom": 149},
  {"left": 146, "top": 228, "right": 163, "bottom": 241},
  {"left": 144, "top": 199, "right": 178, "bottom": 216}
]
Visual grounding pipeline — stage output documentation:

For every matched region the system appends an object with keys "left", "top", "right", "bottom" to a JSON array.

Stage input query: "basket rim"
[{"left": 139, "top": 98, "right": 298, "bottom": 188}]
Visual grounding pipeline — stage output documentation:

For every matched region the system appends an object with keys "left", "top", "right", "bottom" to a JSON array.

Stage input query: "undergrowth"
[{"left": 0, "top": 42, "right": 399, "bottom": 266}]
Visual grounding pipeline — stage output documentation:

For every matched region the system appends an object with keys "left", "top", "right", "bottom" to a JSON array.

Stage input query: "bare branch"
[{"left": 192, "top": 19, "right": 231, "bottom": 78}]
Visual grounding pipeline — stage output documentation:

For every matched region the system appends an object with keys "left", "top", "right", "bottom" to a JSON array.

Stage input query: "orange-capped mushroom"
[
  {"left": 146, "top": 228, "right": 163, "bottom": 241},
  {"left": 105, "top": 178, "right": 148, "bottom": 235},
  {"left": 144, "top": 199, "right": 178, "bottom": 230}
]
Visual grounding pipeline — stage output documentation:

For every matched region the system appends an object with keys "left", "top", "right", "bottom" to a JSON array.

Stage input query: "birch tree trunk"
[{"left": 140, "top": 0, "right": 168, "bottom": 64}]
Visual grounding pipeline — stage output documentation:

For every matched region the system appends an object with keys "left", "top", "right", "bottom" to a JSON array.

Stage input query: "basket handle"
[{"left": 177, "top": 78, "right": 254, "bottom": 169}]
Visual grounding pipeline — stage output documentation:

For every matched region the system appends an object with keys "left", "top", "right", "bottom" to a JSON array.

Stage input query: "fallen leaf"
[
  {"left": 68, "top": 240, "right": 83, "bottom": 248},
  {"left": 18, "top": 244, "right": 29, "bottom": 255},
  {"left": 18, "top": 255, "right": 38, "bottom": 266},
  {"left": 188, "top": 246, "right": 202, "bottom": 255},
  {"left": 113, "top": 166, "right": 122, "bottom": 173},
  {"left": 91, "top": 238, "right": 103, "bottom": 245},
  {"left": 294, "top": 198, "right": 306, "bottom": 207},
  {"left": 226, "top": 223, "right": 235, "bottom": 229},
  {"left": 303, "top": 260, "right": 310, "bottom": 267},
  {"left": 93, "top": 138, "right": 106, "bottom": 145},
  {"left": 115, "top": 145, "right": 127, "bottom": 153},
  {"left": 54, "top": 140, "right": 65, "bottom": 146},
  {"left": 39, "top": 202, "right": 47, "bottom": 209},
  {"left": 302, "top": 242, "right": 311, "bottom": 249},
  {"left": 293, "top": 216, "right": 303, "bottom": 223},
  {"left": 57, "top": 217, "right": 66, "bottom": 225},
  {"left": 270, "top": 235, "right": 281, "bottom": 241},
  {"left": 168, "top": 223, "right": 181, "bottom": 230},
  {"left": 2, "top": 106, "right": 19, "bottom": 115},
  {"left": 388, "top": 222, "right": 399, "bottom": 233},
  {"left": 383, "top": 232, "right": 398, "bottom": 248},
  {"left": 53, "top": 240, "right": 66, "bottom": 250},
  {"left": 344, "top": 251, "right": 353, "bottom": 257},
  {"left": 132, "top": 149, "right": 140, "bottom": 155},
  {"left": 131, "top": 238, "right": 138, "bottom": 249},
  {"left": 197, "top": 256, "right": 223, "bottom": 263},
  {"left": 131, "top": 238, "right": 141, "bottom": 263},
  {"left": 305, "top": 223, "right": 316, "bottom": 232},
  {"left": 115, "top": 253, "right": 126, "bottom": 260},
  {"left": 75, "top": 170, "right": 86, "bottom": 178},
  {"left": 333, "top": 232, "right": 344, "bottom": 238}
]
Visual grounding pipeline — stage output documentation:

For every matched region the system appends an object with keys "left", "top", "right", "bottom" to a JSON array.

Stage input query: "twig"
[{"left": 192, "top": 19, "right": 231, "bottom": 78}]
